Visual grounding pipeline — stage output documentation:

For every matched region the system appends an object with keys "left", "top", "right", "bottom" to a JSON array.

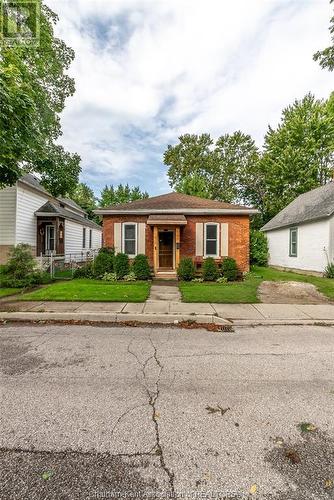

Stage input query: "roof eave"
[{"left": 94, "top": 208, "right": 259, "bottom": 215}]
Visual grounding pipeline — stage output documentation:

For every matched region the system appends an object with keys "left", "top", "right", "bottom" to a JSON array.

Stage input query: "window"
[
  {"left": 83, "top": 228, "right": 86, "bottom": 249},
  {"left": 205, "top": 223, "right": 219, "bottom": 257},
  {"left": 289, "top": 228, "right": 298, "bottom": 257},
  {"left": 89, "top": 229, "right": 92, "bottom": 249},
  {"left": 45, "top": 225, "right": 55, "bottom": 254},
  {"left": 123, "top": 223, "right": 137, "bottom": 257}
]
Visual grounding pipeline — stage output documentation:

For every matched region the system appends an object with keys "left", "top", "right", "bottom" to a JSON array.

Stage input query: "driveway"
[{"left": 0, "top": 323, "right": 334, "bottom": 499}]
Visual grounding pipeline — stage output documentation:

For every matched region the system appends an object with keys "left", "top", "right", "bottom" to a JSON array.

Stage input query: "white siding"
[
  {"left": 266, "top": 219, "right": 330, "bottom": 273},
  {"left": 16, "top": 184, "right": 50, "bottom": 246},
  {"left": 0, "top": 186, "right": 16, "bottom": 244},
  {"left": 91, "top": 228, "right": 102, "bottom": 249},
  {"left": 65, "top": 220, "right": 101, "bottom": 256}
]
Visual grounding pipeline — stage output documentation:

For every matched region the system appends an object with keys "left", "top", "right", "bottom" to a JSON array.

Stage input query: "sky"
[{"left": 46, "top": 0, "right": 334, "bottom": 197}]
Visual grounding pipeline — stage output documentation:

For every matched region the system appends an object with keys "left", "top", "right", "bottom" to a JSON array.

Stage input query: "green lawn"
[
  {"left": 0, "top": 288, "right": 22, "bottom": 298},
  {"left": 19, "top": 279, "right": 151, "bottom": 302},
  {"left": 179, "top": 265, "right": 334, "bottom": 303}
]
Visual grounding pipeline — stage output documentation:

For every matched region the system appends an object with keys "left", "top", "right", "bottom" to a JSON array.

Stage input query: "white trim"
[
  {"left": 204, "top": 222, "right": 219, "bottom": 258},
  {"left": 95, "top": 208, "right": 258, "bottom": 215},
  {"left": 122, "top": 222, "right": 137, "bottom": 258}
]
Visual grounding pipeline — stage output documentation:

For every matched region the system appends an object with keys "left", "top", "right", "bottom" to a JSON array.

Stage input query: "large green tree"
[
  {"left": 99, "top": 183, "right": 149, "bottom": 207},
  {"left": 0, "top": 1, "right": 80, "bottom": 194},
  {"left": 164, "top": 132, "right": 259, "bottom": 203},
  {"left": 69, "top": 182, "right": 98, "bottom": 221},
  {"left": 252, "top": 93, "right": 334, "bottom": 223},
  {"left": 313, "top": 0, "right": 334, "bottom": 71}
]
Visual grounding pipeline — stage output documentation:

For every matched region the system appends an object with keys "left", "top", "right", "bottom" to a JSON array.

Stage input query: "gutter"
[{"left": 94, "top": 208, "right": 259, "bottom": 215}]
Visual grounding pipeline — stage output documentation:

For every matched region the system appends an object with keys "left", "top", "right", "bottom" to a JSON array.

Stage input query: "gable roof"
[
  {"left": 262, "top": 182, "right": 334, "bottom": 232},
  {"left": 95, "top": 192, "right": 258, "bottom": 215},
  {"left": 35, "top": 201, "right": 102, "bottom": 230},
  {"left": 58, "top": 197, "right": 85, "bottom": 214}
]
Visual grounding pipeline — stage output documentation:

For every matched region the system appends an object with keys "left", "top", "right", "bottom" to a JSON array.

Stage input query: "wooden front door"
[{"left": 159, "top": 231, "right": 174, "bottom": 268}]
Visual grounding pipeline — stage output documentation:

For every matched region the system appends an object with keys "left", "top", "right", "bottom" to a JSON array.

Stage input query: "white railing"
[{"left": 36, "top": 249, "right": 99, "bottom": 278}]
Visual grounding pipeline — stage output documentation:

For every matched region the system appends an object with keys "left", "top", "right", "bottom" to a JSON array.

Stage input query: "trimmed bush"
[
  {"left": 202, "top": 257, "right": 219, "bottom": 281},
  {"left": 73, "top": 262, "right": 94, "bottom": 278},
  {"left": 94, "top": 249, "right": 114, "bottom": 277},
  {"left": 250, "top": 229, "right": 269, "bottom": 266},
  {"left": 221, "top": 257, "right": 238, "bottom": 281},
  {"left": 177, "top": 258, "right": 196, "bottom": 281},
  {"left": 132, "top": 254, "right": 151, "bottom": 280},
  {"left": 114, "top": 253, "right": 130, "bottom": 279}
]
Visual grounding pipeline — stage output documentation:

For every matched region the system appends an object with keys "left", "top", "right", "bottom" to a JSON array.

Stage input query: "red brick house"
[{"left": 95, "top": 192, "right": 257, "bottom": 277}]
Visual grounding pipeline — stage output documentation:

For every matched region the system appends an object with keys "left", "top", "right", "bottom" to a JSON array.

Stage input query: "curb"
[{"left": 0, "top": 311, "right": 232, "bottom": 326}]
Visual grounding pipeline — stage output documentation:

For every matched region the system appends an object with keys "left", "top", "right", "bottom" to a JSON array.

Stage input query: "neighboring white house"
[
  {"left": 261, "top": 182, "right": 334, "bottom": 274},
  {"left": 0, "top": 174, "right": 102, "bottom": 264}
]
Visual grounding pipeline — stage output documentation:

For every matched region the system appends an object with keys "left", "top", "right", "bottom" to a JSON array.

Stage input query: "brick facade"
[{"left": 102, "top": 214, "right": 250, "bottom": 272}]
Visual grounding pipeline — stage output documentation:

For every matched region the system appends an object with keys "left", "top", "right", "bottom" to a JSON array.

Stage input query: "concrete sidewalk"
[{"left": 1, "top": 298, "right": 334, "bottom": 326}]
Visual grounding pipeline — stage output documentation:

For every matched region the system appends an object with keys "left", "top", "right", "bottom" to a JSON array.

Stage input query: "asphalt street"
[{"left": 0, "top": 322, "right": 334, "bottom": 499}]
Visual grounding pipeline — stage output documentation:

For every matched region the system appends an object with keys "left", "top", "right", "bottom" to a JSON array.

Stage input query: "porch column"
[
  {"left": 153, "top": 226, "right": 159, "bottom": 273},
  {"left": 175, "top": 226, "right": 180, "bottom": 270}
]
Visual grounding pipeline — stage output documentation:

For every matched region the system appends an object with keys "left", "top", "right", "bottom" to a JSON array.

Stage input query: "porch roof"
[
  {"left": 35, "top": 201, "right": 102, "bottom": 230},
  {"left": 147, "top": 214, "right": 187, "bottom": 225}
]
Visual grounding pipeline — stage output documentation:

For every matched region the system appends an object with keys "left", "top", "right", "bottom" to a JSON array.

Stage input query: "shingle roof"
[
  {"left": 58, "top": 197, "right": 85, "bottom": 213},
  {"left": 35, "top": 201, "right": 102, "bottom": 230},
  {"left": 262, "top": 182, "right": 334, "bottom": 232},
  {"left": 20, "top": 173, "right": 50, "bottom": 195},
  {"left": 95, "top": 192, "right": 256, "bottom": 213}
]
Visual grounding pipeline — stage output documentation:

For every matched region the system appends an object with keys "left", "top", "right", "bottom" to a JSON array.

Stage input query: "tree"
[
  {"left": 313, "top": 1, "right": 334, "bottom": 71},
  {"left": 99, "top": 183, "right": 149, "bottom": 207},
  {"left": 69, "top": 182, "right": 98, "bottom": 221},
  {"left": 164, "top": 132, "right": 259, "bottom": 203},
  {"left": 253, "top": 93, "right": 334, "bottom": 223},
  {"left": 0, "top": 1, "right": 80, "bottom": 192}
]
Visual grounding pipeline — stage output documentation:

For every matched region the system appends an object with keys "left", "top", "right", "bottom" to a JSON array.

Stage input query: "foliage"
[
  {"left": 0, "top": 244, "right": 52, "bottom": 287},
  {"left": 216, "top": 276, "right": 228, "bottom": 284},
  {"left": 221, "top": 257, "right": 238, "bottom": 281},
  {"left": 73, "top": 262, "right": 94, "bottom": 279},
  {"left": 202, "top": 257, "right": 219, "bottom": 281},
  {"left": 68, "top": 182, "right": 98, "bottom": 222},
  {"left": 101, "top": 272, "right": 118, "bottom": 282},
  {"left": 177, "top": 258, "right": 196, "bottom": 281},
  {"left": 250, "top": 230, "right": 269, "bottom": 266},
  {"left": 313, "top": 2, "right": 334, "bottom": 71},
  {"left": 0, "top": 1, "right": 81, "bottom": 193},
  {"left": 94, "top": 249, "right": 114, "bottom": 277},
  {"left": 114, "top": 253, "right": 130, "bottom": 279},
  {"left": 100, "top": 183, "right": 149, "bottom": 207},
  {"left": 123, "top": 271, "right": 137, "bottom": 281},
  {"left": 132, "top": 254, "right": 151, "bottom": 280},
  {"left": 249, "top": 94, "right": 334, "bottom": 224},
  {"left": 324, "top": 262, "right": 334, "bottom": 278},
  {"left": 192, "top": 277, "right": 204, "bottom": 283},
  {"left": 164, "top": 132, "right": 259, "bottom": 203}
]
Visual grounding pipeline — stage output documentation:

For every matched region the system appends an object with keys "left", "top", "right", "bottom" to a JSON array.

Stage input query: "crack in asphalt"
[
  {"left": 0, "top": 446, "right": 154, "bottom": 459},
  {"left": 127, "top": 336, "right": 175, "bottom": 494}
]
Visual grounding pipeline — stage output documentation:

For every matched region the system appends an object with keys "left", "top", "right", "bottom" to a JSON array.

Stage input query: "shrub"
[
  {"left": 132, "top": 254, "right": 151, "bottom": 280},
  {"left": 73, "top": 262, "right": 94, "bottom": 278},
  {"left": 101, "top": 272, "right": 117, "bottom": 281},
  {"left": 216, "top": 276, "right": 228, "bottom": 284},
  {"left": 202, "top": 257, "right": 219, "bottom": 281},
  {"left": 99, "top": 246, "right": 114, "bottom": 254},
  {"left": 0, "top": 244, "right": 52, "bottom": 288},
  {"left": 94, "top": 249, "right": 114, "bottom": 277},
  {"left": 221, "top": 257, "right": 238, "bottom": 281},
  {"left": 114, "top": 253, "right": 129, "bottom": 279},
  {"left": 123, "top": 271, "right": 137, "bottom": 281},
  {"left": 177, "top": 258, "right": 196, "bottom": 281},
  {"left": 192, "top": 277, "right": 204, "bottom": 283},
  {"left": 324, "top": 262, "right": 334, "bottom": 278},
  {"left": 250, "top": 229, "right": 269, "bottom": 266}
]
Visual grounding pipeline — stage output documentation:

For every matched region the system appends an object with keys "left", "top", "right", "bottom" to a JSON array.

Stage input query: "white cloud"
[{"left": 46, "top": 0, "right": 334, "bottom": 195}]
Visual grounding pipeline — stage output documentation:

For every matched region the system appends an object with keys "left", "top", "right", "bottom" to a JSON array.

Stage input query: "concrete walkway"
[{"left": 2, "top": 297, "right": 334, "bottom": 326}]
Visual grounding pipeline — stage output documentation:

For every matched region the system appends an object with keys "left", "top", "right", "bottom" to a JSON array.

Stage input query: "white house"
[
  {"left": 261, "top": 182, "right": 334, "bottom": 274},
  {"left": 0, "top": 174, "right": 102, "bottom": 264}
]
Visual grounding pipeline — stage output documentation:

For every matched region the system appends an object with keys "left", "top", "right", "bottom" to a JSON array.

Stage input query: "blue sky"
[{"left": 47, "top": 0, "right": 333, "bottom": 197}]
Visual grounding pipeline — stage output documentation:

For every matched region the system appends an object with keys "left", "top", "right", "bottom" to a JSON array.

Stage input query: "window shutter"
[
  {"left": 221, "top": 223, "right": 229, "bottom": 257},
  {"left": 138, "top": 223, "right": 146, "bottom": 254},
  {"left": 195, "top": 223, "right": 204, "bottom": 256},
  {"left": 114, "top": 222, "right": 121, "bottom": 254}
]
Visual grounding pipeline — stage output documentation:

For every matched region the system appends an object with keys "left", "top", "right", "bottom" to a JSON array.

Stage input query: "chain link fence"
[{"left": 37, "top": 249, "right": 99, "bottom": 279}]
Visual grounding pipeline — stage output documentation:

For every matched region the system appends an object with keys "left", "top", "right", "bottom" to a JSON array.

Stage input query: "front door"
[{"left": 159, "top": 231, "right": 174, "bottom": 268}]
